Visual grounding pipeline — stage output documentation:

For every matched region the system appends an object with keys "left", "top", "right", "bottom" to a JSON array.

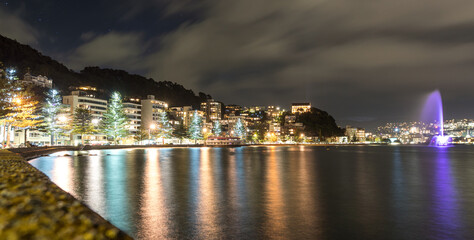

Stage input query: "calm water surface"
[{"left": 30, "top": 146, "right": 474, "bottom": 239}]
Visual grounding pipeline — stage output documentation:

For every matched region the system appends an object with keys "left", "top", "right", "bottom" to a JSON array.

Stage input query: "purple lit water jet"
[
  {"left": 421, "top": 90, "right": 444, "bottom": 136},
  {"left": 421, "top": 90, "right": 450, "bottom": 146}
]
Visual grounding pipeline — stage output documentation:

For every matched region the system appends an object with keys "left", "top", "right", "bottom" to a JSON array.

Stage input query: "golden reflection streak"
[
  {"left": 86, "top": 150, "right": 105, "bottom": 215},
  {"left": 264, "top": 146, "right": 287, "bottom": 238},
  {"left": 198, "top": 147, "right": 220, "bottom": 238},
  {"left": 140, "top": 149, "right": 170, "bottom": 239},
  {"left": 295, "top": 149, "right": 320, "bottom": 235},
  {"left": 52, "top": 156, "right": 73, "bottom": 193},
  {"left": 227, "top": 150, "right": 239, "bottom": 228}
]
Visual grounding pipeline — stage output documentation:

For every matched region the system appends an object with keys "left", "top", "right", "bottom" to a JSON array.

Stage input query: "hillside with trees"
[
  {"left": 0, "top": 34, "right": 209, "bottom": 108},
  {"left": 296, "top": 107, "right": 344, "bottom": 137}
]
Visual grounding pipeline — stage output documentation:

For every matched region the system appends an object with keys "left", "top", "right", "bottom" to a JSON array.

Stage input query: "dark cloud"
[
  {"left": 144, "top": 0, "right": 474, "bottom": 129},
  {"left": 0, "top": 7, "right": 38, "bottom": 45},
  {"left": 2, "top": 0, "right": 474, "bottom": 129},
  {"left": 66, "top": 32, "right": 146, "bottom": 71}
]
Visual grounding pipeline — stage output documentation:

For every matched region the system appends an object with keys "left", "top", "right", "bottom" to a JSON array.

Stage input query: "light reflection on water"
[{"left": 30, "top": 146, "right": 474, "bottom": 240}]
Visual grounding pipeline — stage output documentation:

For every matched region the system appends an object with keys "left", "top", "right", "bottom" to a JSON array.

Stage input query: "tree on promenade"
[
  {"left": 0, "top": 66, "right": 41, "bottom": 147},
  {"left": 188, "top": 110, "right": 203, "bottom": 143},
  {"left": 100, "top": 92, "right": 128, "bottom": 144},
  {"left": 233, "top": 118, "right": 246, "bottom": 139},
  {"left": 0, "top": 62, "right": 11, "bottom": 118},
  {"left": 173, "top": 122, "right": 188, "bottom": 144},
  {"left": 156, "top": 111, "right": 173, "bottom": 143},
  {"left": 212, "top": 120, "right": 222, "bottom": 136},
  {"left": 72, "top": 108, "right": 96, "bottom": 145},
  {"left": 133, "top": 128, "right": 149, "bottom": 144},
  {"left": 42, "top": 89, "right": 63, "bottom": 145}
]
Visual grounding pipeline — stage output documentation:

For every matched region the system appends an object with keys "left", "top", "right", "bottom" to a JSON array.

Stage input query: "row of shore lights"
[{"left": 149, "top": 123, "right": 209, "bottom": 133}]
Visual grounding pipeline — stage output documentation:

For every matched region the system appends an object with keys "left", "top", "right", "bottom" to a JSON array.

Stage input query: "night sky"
[{"left": 1, "top": 0, "right": 474, "bottom": 129}]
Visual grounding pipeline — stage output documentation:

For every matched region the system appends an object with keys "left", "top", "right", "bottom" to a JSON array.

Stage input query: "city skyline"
[{"left": 1, "top": 0, "right": 474, "bottom": 129}]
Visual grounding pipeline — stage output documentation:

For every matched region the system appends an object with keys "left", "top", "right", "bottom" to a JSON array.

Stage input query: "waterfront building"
[
  {"left": 201, "top": 99, "right": 222, "bottom": 122},
  {"left": 13, "top": 129, "right": 71, "bottom": 146},
  {"left": 169, "top": 106, "right": 194, "bottom": 126},
  {"left": 221, "top": 116, "right": 246, "bottom": 136},
  {"left": 345, "top": 125, "right": 366, "bottom": 141},
  {"left": 63, "top": 89, "right": 108, "bottom": 120},
  {"left": 141, "top": 95, "right": 168, "bottom": 130},
  {"left": 291, "top": 102, "right": 311, "bottom": 114},
  {"left": 123, "top": 98, "right": 142, "bottom": 134},
  {"left": 13, "top": 129, "right": 50, "bottom": 146},
  {"left": 63, "top": 88, "right": 108, "bottom": 145}
]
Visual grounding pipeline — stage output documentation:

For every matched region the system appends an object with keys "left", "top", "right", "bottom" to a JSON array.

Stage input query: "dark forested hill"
[
  {"left": 296, "top": 107, "right": 344, "bottom": 138},
  {"left": 0, "top": 35, "right": 209, "bottom": 108}
]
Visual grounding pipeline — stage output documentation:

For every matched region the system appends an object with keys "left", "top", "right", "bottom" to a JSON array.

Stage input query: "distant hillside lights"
[{"left": 376, "top": 119, "right": 474, "bottom": 144}]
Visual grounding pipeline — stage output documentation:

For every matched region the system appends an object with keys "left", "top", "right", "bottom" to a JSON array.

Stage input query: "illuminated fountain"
[{"left": 421, "top": 90, "right": 450, "bottom": 146}]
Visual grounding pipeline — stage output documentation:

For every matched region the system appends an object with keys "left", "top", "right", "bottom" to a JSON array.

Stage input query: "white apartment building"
[
  {"left": 63, "top": 90, "right": 108, "bottom": 120},
  {"left": 63, "top": 90, "right": 108, "bottom": 145},
  {"left": 124, "top": 98, "right": 142, "bottom": 134},
  {"left": 14, "top": 129, "right": 50, "bottom": 146},
  {"left": 13, "top": 129, "right": 70, "bottom": 146},
  {"left": 141, "top": 95, "right": 168, "bottom": 130}
]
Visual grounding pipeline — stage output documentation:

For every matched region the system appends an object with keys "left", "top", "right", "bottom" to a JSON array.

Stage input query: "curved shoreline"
[
  {"left": 0, "top": 149, "right": 133, "bottom": 239},
  {"left": 10, "top": 143, "right": 380, "bottom": 161},
  {"left": 10, "top": 144, "right": 206, "bottom": 161}
]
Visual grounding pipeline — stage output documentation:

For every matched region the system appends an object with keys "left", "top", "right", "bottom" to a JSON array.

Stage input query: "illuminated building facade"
[
  {"left": 23, "top": 72, "right": 53, "bottom": 88},
  {"left": 63, "top": 89, "right": 108, "bottom": 145},
  {"left": 141, "top": 95, "right": 168, "bottom": 130},
  {"left": 63, "top": 90, "right": 108, "bottom": 119},
  {"left": 169, "top": 106, "right": 196, "bottom": 126},
  {"left": 291, "top": 103, "right": 311, "bottom": 114},
  {"left": 201, "top": 99, "right": 222, "bottom": 122},
  {"left": 224, "top": 104, "right": 242, "bottom": 118},
  {"left": 123, "top": 98, "right": 142, "bottom": 134},
  {"left": 345, "top": 125, "right": 366, "bottom": 141}
]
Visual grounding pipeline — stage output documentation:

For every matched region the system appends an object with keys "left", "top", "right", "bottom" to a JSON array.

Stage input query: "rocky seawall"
[{"left": 0, "top": 150, "right": 132, "bottom": 239}]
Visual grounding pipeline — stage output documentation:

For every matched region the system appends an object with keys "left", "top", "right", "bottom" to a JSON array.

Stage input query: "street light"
[
  {"left": 149, "top": 123, "right": 156, "bottom": 142},
  {"left": 58, "top": 115, "right": 68, "bottom": 122}
]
